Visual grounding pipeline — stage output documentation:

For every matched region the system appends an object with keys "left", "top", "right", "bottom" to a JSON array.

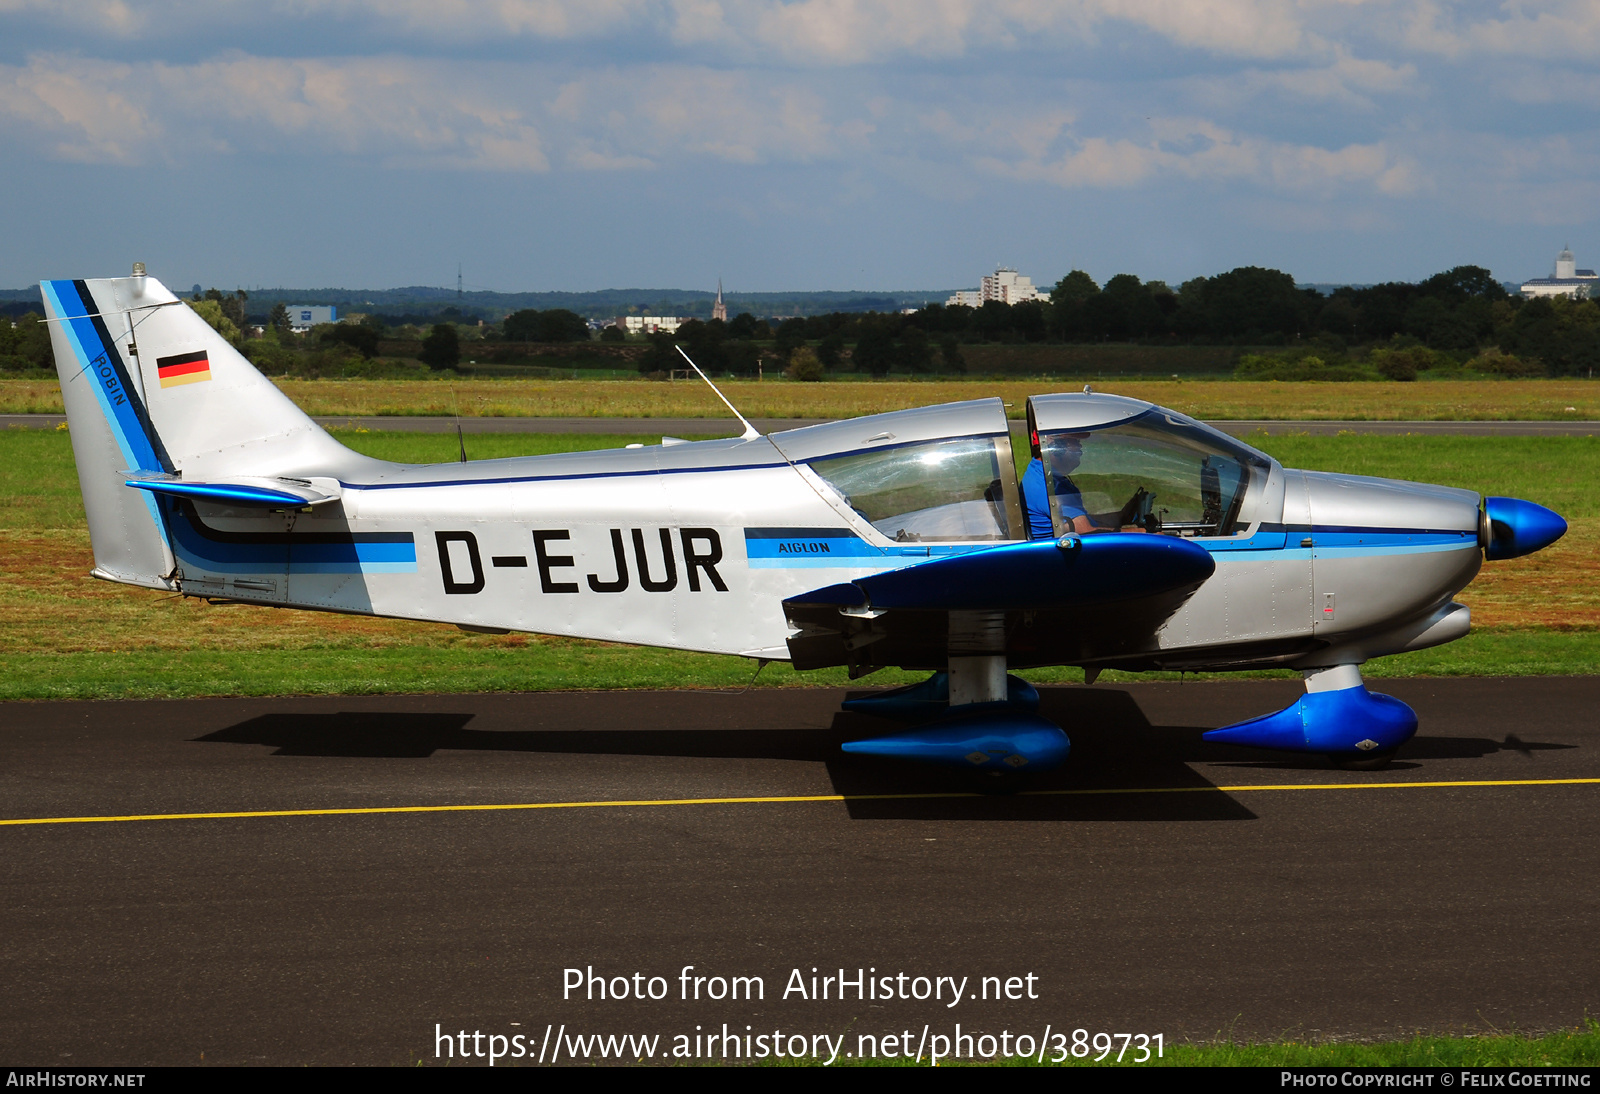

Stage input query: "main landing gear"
[{"left": 840, "top": 654, "right": 1069, "bottom": 783}]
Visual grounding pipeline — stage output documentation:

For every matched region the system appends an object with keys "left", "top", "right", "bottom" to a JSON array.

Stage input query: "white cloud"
[
  {"left": 566, "top": 139, "right": 655, "bottom": 170},
  {"left": 538, "top": 65, "right": 846, "bottom": 164},
  {"left": 1406, "top": 127, "right": 1600, "bottom": 226},
  {"left": 1087, "top": 0, "right": 1308, "bottom": 58},
  {"left": 658, "top": 0, "right": 1318, "bottom": 63},
  {"left": 1495, "top": 66, "right": 1600, "bottom": 108},
  {"left": 8, "top": 0, "right": 1600, "bottom": 70},
  {"left": 975, "top": 113, "right": 1424, "bottom": 195},
  {"left": 0, "top": 0, "right": 1327, "bottom": 61},
  {"left": 1178, "top": 47, "right": 1417, "bottom": 115},
  {"left": 0, "top": 53, "right": 554, "bottom": 170},
  {"left": 0, "top": 0, "right": 145, "bottom": 34},
  {"left": 0, "top": 56, "right": 156, "bottom": 163},
  {"left": 1401, "top": 0, "right": 1600, "bottom": 60},
  {"left": 294, "top": 0, "right": 647, "bottom": 39},
  {"left": 0, "top": 52, "right": 855, "bottom": 172}
]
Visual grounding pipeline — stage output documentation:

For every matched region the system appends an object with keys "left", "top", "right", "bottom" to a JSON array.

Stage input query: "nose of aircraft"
[{"left": 1483, "top": 497, "right": 1568, "bottom": 560}]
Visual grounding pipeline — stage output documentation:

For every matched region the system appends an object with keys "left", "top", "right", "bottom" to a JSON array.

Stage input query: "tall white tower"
[
  {"left": 1556, "top": 247, "right": 1577, "bottom": 279},
  {"left": 712, "top": 279, "right": 727, "bottom": 322}
]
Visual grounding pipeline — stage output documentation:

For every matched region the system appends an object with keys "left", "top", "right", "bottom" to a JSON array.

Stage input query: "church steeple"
[{"left": 712, "top": 279, "right": 727, "bottom": 323}]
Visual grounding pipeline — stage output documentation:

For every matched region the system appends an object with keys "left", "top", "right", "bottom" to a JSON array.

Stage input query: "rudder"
[{"left": 41, "top": 277, "right": 177, "bottom": 589}]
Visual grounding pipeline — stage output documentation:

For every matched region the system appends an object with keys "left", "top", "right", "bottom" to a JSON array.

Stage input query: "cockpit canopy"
[
  {"left": 771, "top": 399, "right": 1022, "bottom": 543},
  {"left": 1027, "top": 393, "right": 1271, "bottom": 540},
  {"left": 766, "top": 393, "right": 1271, "bottom": 545},
  {"left": 808, "top": 435, "right": 1016, "bottom": 541}
]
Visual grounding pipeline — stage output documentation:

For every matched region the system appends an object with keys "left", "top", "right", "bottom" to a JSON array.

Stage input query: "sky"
[{"left": 1, "top": 1, "right": 1597, "bottom": 293}]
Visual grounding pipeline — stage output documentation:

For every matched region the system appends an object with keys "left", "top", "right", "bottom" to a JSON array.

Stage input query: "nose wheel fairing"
[{"left": 1203, "top": 664, "right": 1418, "bottom": 764}]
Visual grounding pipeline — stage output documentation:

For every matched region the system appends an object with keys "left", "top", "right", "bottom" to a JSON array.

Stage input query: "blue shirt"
[{"left": 1022, "top": 458, "right": 1086, "bottom": 540}]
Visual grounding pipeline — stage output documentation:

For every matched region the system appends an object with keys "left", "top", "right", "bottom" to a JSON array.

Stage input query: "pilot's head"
[{"left": 1045, "top": 433, "right": 1088, "bottom": 475}]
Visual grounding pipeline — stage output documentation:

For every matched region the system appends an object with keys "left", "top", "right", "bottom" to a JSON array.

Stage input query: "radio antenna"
[
  {"left": 676, "top": 345, "right": 759, "bottom": 440},
  {"left": 449, "top": 384, "right": 467, "bottom": 462}
]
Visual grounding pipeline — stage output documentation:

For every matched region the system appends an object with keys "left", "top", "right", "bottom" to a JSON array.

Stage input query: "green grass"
[
  {"left": 3, "top": 630, "right": 1596, "bottom": 702},
  {"left": 1130, "top": 1024, "right": 1600, "bottom": 1067},
  {"left": 1245, "top": 432, "right": 1598, "bottom": 518},
  {"left": 1, "top": 428, "right": 1594, "bottom": 701},
  {"left": 785, "top": 1022, "right": 1600, "bottom": 1066}
]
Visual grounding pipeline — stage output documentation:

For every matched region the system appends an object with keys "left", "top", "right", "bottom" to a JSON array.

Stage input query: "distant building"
[
  {"left": 615, "top": 316, "right": 682, "bottom": 335},
  {"left": 1521, "top": 247, "right": 1597, "bottom": 299},
  {"left": 946, "top": 267, "right": 1044, "bottom": 308},
  {"left": 711, "top": 280, "right": 727, "bottom": 323},
  {"left": 285, "top": 305, "right": 337, "bottom": 332},
  {"left": 982, "top": 267, "right": 1044, "bottom": 305}
]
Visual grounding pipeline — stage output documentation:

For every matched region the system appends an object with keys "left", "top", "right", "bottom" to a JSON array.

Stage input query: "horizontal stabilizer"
[{"left": 124, "top": 473, "right": 339, "bottom": 508}]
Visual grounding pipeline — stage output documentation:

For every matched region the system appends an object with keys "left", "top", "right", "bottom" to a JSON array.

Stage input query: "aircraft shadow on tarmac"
[
  {"left": 192, "top": 689, "right": 1570, "bottom": 824},
  {"left": 1207, "top": 731, "right": 1574, "bottom": 772}
]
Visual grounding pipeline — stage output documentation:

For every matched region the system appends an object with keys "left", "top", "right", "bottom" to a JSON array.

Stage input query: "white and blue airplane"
[{"left": 41, "top": 269, "right": 1568, "bottom": 775}]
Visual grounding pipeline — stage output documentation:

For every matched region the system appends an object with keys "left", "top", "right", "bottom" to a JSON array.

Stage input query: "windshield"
[
  {"left": 1033, "top": 410, "right": 1267, "bottom": 539},
  {"left": 808, "top": 435, "right": 1015, "bottom": 542}
]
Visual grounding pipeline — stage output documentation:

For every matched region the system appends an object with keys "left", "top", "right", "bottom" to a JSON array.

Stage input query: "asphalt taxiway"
[{"left": 3, "top": 677, "right": 1598, "bottom": 1065}]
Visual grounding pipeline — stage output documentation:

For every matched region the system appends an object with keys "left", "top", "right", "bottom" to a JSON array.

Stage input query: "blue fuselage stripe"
[{"left": 167, "top": 504, "right": 418, "bottom": 575}]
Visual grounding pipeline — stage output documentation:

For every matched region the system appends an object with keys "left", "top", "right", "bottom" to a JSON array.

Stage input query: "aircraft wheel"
[{"left": 1327, "top": 748, "right": 1398, "bottom": 771}]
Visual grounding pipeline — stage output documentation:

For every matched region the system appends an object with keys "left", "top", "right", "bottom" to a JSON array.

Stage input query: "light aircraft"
[{"left": 41, "top": 270, "right": 1567, "bottom": 776}]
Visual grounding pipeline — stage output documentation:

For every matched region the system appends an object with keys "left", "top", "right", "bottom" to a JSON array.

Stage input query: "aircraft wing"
[{"left": 782, "top": 533, "right": 1216, "bottom": 676}]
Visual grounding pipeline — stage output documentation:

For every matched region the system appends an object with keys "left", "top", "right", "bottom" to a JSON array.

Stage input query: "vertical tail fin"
[
  {"left": 42, "top": 272, "right": 365, "bottom": 589},
  {"left": 41, "top": 277, "right": 178, "bottom": 588},
  {"left": 72, "top": 273, "right": 356, "bottom": 479}
]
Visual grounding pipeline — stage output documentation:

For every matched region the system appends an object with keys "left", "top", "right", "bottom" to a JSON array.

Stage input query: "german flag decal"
[{"left": 156, "top": 351, "right": 211, "bottom": 388}]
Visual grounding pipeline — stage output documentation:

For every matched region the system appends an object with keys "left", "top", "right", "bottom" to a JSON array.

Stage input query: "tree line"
[
  {"left": 4, "top": 266, "right": 1597, "bottom": 379},
  {"left": 614, "top": 264, "right": 1597, "bottom": 379}
]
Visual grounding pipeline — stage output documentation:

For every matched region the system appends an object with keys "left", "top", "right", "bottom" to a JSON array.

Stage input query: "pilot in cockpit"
[{"left": 1023, "top": 431, "right": 1146, "bottom": 540}]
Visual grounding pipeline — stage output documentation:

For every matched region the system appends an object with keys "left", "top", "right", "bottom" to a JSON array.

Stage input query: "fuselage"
[
  {"left": 164, "top": 394, "right": 1485, "bottom": 672},
  {"left": 40, "top": 272, "right": 1565, "bottom": 770}
]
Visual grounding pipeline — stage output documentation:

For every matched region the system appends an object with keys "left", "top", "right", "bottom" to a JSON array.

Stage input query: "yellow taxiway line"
[{"left": 2, "top": 777, "right": 1599, "bottom": 827}]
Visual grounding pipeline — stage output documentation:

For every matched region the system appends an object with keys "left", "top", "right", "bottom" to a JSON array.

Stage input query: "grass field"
[
  {"left": 820, "top": 1022, "right": 1600, "bottom": 1066},
  {"left": 3, "top": 377, "right": 1598, "bottom": 420},
  {"left": 0, "top": 427, "right": 1593, "bottom": 700}
]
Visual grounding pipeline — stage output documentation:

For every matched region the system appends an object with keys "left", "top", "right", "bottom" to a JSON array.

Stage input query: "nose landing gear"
[{"left": 1203, "top": 663, "right": 1417, "bottom": 769}]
